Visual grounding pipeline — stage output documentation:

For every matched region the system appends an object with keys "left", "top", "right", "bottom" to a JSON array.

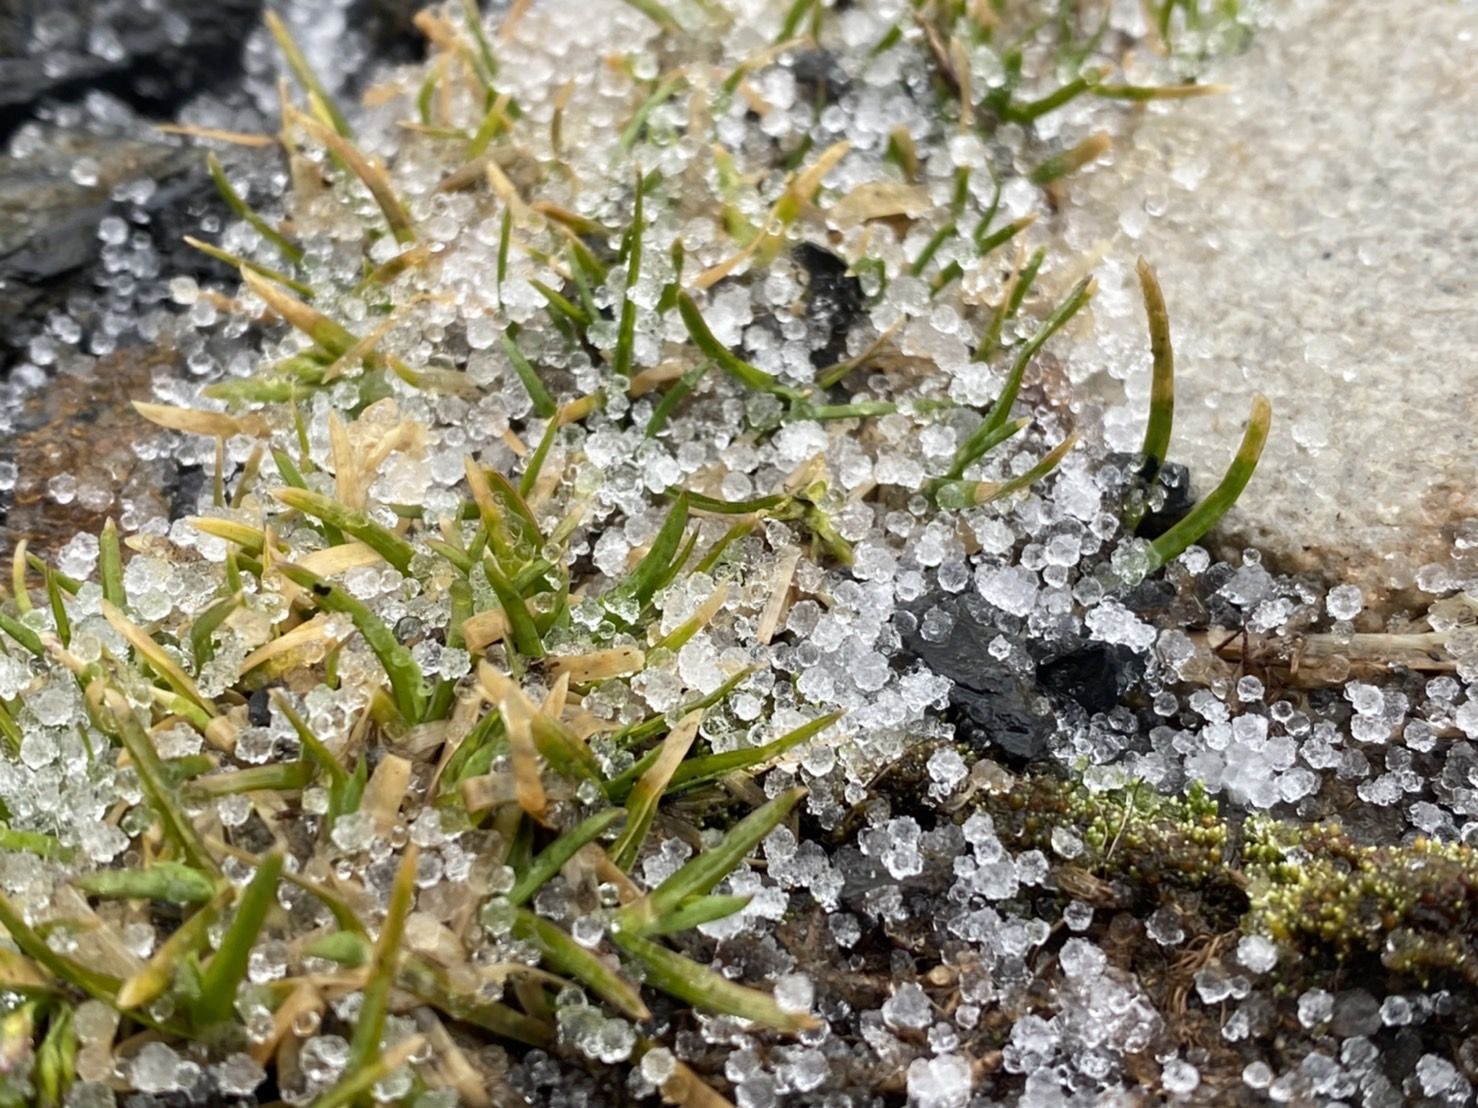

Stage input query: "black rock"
[
  {"left": 900, "top": 598, "right": 1055, "bottom": 764},
  {"left": 793, "top": 241, "right": 865, "bottom": 370},
  {"left": 0, "top": 0, "right": 263, "bottom": 140},
  {"left": 790, "top": 49, "right": 849, "bottom": 105},
  {"left": 246, "top": 687, "right": 272, "bottom": 727},
  {"left": 1136, "top": 460, "right": 1195, "bottom": 540},
  {"left": 0, "top": 130, "right": 225, "bottom": 364},
  {"left": 1036, "top": 641, "right": 1138, "bottom": 716}
]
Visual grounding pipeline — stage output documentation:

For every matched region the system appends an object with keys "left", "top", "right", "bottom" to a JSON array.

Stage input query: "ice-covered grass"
[{"left": 1, "top": 1, "right": 1477, "bottom": 1106}]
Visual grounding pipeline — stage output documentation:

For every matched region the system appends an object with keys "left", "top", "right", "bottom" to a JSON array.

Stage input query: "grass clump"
[{"left": 0, "top": 0, "right": 1277, "bottom": 1103}]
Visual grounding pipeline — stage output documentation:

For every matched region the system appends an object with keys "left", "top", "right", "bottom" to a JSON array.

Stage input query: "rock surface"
[{"left": 1059, "top": 0, "right": 1478, "bottom": 608}]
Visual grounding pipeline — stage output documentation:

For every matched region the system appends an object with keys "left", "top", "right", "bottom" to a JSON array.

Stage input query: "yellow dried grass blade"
[{"left": 296, "top": 114, "right": 417, "bottom": 244}]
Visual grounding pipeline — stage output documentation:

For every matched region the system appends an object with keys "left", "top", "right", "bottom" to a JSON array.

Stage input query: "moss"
[{"left": 1243, "top": 818, "right": 1478, "bottom": 986}]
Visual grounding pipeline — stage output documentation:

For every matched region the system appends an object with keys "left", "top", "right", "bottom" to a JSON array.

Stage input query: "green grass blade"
[
  {"left": 501, "top": 332, "right": 558, "bottom": 418},
  {"left": 518, "top": 414, "right": 562, "bottom": 499},
  {"left": 604, "top": 493, "right": 688, "bottom": 616},
  {"left": 677, "top": 292, "right": 802, "bottom": 398},
  {"left": 639, "top": 894, "right": 751, "bottom": 937},
  {"left": 1147, "top": 394, "right": 1272, "bottom": 571},
  {"left": 314, "top": 1036, "right": 425, "bottom": 1108},
  {"left": 483, "top": 559, "right": 545, "bottom": 659},
  {"left": 669, "top": 710, "right": 842, "bottom": 795},
  {"left": 104, "top": 689, "right": 220, "bottom": 878},
  {"left": 612, "top": 930, "right": 813, "bottom": 1030},
  {"left": 275, "top": 564, "right": 427, "bottom": 723},
  {"left": 0, "top": 609, "right": 44, "bottom": 657},
  {"left": 620, "top": 75, "right": 686, "bottom": 151},
  {"left": 512, "top": 909, "right": 650, "bottom": 1020},
  {"left": 200, "top": 159, "right": 304, "bottom": 264},
  {"left": 193, "top": 851, "right": 283, "bottom": 1025},
  {"left": 981, "top": 276, "right": 1094, "bottom": 437},
  {"left": 509, "top": 808, "right": 625, "bottom": 906},
  {"left": 623, "top": 786, "right": 805, "bottom": 928},
  {"left": 99, "top": 518, "right": 125, "bottom": 608},
  {"left": 618, "top": 0, "right": 680, "bottom": 33},
  {"left": 942, "top": 416, "right": 1030, "bottom": 484},
  {"left": 74, "top": 861, "right": 216, "bottom": 906},
  {"left": 117, "top": 887, "right": 231, "bottom": 1009},
  {"left": 189, "top": 592, "right": 241, "bottom": 674},
  {"left": 645, "top": 363, "right": 709, "bottom": 438},
  {"left": 347, "top": 844, "right": 419, "bottom": 1080},
  {"left": 613, "top": 172, "right": 646, "bottom": 377},
  {"left": 940, "top": 433, "right": 1078, "bottom": 509},
  {"left": 1136, "top": 257, "right": 1175, "bottom": 473},
  {"left": 272, "top": 488, "right": 415, "bottom": 573}
]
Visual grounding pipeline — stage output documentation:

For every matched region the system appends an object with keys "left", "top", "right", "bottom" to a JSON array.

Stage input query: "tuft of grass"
[{"left": 1146, "top": 393, "right": 1271, "bottom": 571}]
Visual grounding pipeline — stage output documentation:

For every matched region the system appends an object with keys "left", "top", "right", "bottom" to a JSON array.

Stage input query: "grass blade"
[
  {"left": 501, "top": 332, "right": 558, "bottom": 418},
  {"left": 265, "top": 10, "right": 351, "bottom": 137},
  {"left": 347, "top": 844, "right": 419, "bottom": 1080},
  {"left": 193, "top": 850, "right": 283, "bottom": 1025},
  {"left": 103, "top": 689, "right": 220, "bottom": 877},
  {"left": 1136, "top": 256, "right": 1175, "bottom": 474},
  {"left": 621, "top": 787, "right": 805, "bottom": 930},
  {"left": 668, "top": 710, "right": 842, "bottom": 795},
  {"left": 99, "top": 518, "right": 125, "bottom": 608},
  {"left": 296, "top": 118, "right": 417, "bottom": 244},
  {"left": 315, "top": 1035, "right": 425, "bottom": 1108},
  {"left": 0, "top": 609, "right": 44, "bottom": 657},
  {"left": 275, "top": 564, "right": 426, "bottom": 723},
  {"left": 645, "top": 362, "right": 709, "bottom": 438},
  {"left": 638, "top": 894, "right": 751, "bottom": 937},
  {"left": 678, "top": 292, "right": 801, "bottom": 398},
  {"left": 938, "top": 433, "right": 1079, "bottom": 509},
  {"left": 981, "top": 276, "right": 1095, "bottom": 438},
  {"left": 941, "top": 416, "right": 1029, "bottom": 484},
  {"left": 1147, "top": 394, "right": 1272, "bottom": 571},
  {"left": 0, "top": 893, "right": 121, "bottom": 1003},
  {"left": 618, "top": 0, "right": 680, "bottom": 33},
  {"left": 117, "top": 888, "right": 231, "bottom": 1009},
  {"left": 184, "top": 235, "right": 312, "bottom": 297},
  {"left": 483, "top": 559, "right": 545, "bottom": 659},
  {"left": 103, "top": 601, "right": 222, "bottom": 729},
  {"left": 509, "top": 809, "right": 625, "bottom": 906},
  {"left": 242, "top": 269, "right": 358, "bottom": 357},
  {"left": 613, "top": 171, "right": 646, "bottom": 377},
  {"left": 74, "top": 861, "right": 216, "bottom": 905},
  {"left": 478, "top": 663, "right": 603, "bottom": 783},
  {"left": 612, "top": 930, "right": 815, "bottom": 1030},
  {"left": 272, "top": 488, "right": 414, "bottom": 573},
  {"left": 206, "top": 152, "right": 303, "bottom": 263},
  {"left": 1029, "top": 132, "right": 1111, "bottom": 186},
  {"left": 604, "top": 493, "right": 689, "bottom": 616},
  {"left": 512, "top": 909, "right": 650, "bottom": 1020},
  {"left": 609, "top": 711, "right": 701, "bottom": 869}
]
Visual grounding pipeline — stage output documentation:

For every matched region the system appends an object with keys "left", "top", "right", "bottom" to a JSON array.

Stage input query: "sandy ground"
[{"left": 1059, "top": 0, "right": 1478, "bottom": 606}]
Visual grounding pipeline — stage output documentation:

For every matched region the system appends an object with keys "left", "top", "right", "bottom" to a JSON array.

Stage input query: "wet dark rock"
[
  {"left": 247, "top": 687, "right": 272, "bottom": 727},
  {"left": 1036, "top": 642, "right": 1138, "bottom": 716},
  {"left": 0, "top": 127, "right": 225, "bottom": 363},
  {"left": 790, "top": 49, "right": 849, "bottom": 105},
  {"left": 1135, "top": 460, "right": 1195, "bottom": 540},
  {"left": 794, "top": 241, "right": 865, "bottom": 370},
  {"left": 0, "top": 0, "right": 263, "bottom": 140},
  {"left": 900, "top": 597, "right": 1055, "bottom": 764},
  {"left": 1118, "top": 576, "right": 1176, "bottom": 617}
]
